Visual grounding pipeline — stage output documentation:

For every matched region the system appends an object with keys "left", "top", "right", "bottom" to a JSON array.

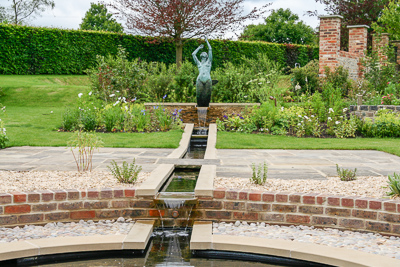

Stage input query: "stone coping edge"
[
  {"left": 195, "top": 165, "right": 216, "bottom": 197},
  {"left": 190, "top": 221, "right": 399, "bottom": 267},
  {"left": 204, "top": 124, "right": 217, "bottom": 160},
  {"left": 167, "top": 124, "right": 193, "bottom": 159},
  {"left": 135, "top": 164, "right": 174, "bottom": 196},
  {"left": 0, "top": 220, "right": 154, "bottom": 262}
]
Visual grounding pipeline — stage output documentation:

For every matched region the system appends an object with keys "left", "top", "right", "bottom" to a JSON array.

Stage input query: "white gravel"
[
  {"left": 213, "top": 221, "right": 400, "bottom": 260},
  {"left": 0, "top": 171, "right": 149, "bottom": 193},
  {"left": 0, "top": 218, "right": 134, "bottom": 243},
  {"left": 215, "top": 176, "right": 389, "bottom": 198}
]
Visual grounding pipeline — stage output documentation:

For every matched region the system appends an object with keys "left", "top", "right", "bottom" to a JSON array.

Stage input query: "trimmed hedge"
[{"left": 0, "top": 24, "right": 319, "bottom": 75}]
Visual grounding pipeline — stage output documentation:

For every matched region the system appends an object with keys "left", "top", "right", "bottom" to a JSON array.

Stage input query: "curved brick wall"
[{"left": 1, "top": 188, "right": 400, "bottom": 236}]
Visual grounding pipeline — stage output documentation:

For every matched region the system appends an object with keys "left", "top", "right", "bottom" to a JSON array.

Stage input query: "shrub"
[
  {"left": 68, "top": 131, "right": 103, "bottom": 172},
  {"left": 290, "top": 59, "right": 319, "bottom": 95},
  {"left": 144, "top": 61, "right": 176, "bottom": 102},
  {"left": 108, "top": 159, "right": 142, "bottom": 184},
  {"left": 103, "top": 105, "right": 123, "bottom": 132},
  {"left": 251, "top": 162, "right": 268, "bottom": 185},
  {"left": 172, "top": 60, "right": 197, "bottom": 103},
  {"left": 361, "top": 110, "right": 400, "bottom": 138},
  {"left": 62, "top": 108, "right": 79, "bottom": 131},
  {"left": 322, "top": 66, "right": 352, "bottom": 96},
  {"left": 0, "top": 118, "right": 8, "bottom": 149},
  {"left": 336, "top": 164, "right": 357, "bottom": 181},
  {"left": 386, "top": 172, "right": 400, "bottom": 198}
]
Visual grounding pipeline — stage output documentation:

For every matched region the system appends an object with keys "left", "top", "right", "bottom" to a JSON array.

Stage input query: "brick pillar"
[
  {"left": 373, "top": 33, "right": 390, "bottom": 62},
  {"left": 393, "top": 41, "right": 400, "bottom": 65},
  {"left": 347, "top": 25, "right": 369, "bottom": 57},
  {"left": 318, "top": 15, "right": 343, "bottom": 77}
]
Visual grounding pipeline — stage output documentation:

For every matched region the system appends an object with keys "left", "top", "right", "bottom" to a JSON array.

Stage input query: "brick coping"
[
  {"left": 0, "top": 220, "right": 154, "bottom": 262},
  {"left": 191, "top": 222, "right": 400, "bottom": 266}
]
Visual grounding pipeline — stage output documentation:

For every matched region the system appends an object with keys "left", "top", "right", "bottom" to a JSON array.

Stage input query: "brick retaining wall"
[{"left": 1, "top": 188, "right": 400, "bottom": 236}]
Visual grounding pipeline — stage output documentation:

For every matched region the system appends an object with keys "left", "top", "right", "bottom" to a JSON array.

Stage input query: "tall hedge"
[{"left": 0, "top": 24, "right": 318, "bottom": 75}]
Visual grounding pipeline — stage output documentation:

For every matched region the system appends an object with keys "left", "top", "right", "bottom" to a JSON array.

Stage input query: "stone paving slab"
[
  {"left": 0, "top": 147, "right": 174, "bottom": 172},
  {"left": 0, "top": 147, "right": 399, "bottom": 180},
  {"left": 216, "top": 149, "right": 400, "bottom": 179}
]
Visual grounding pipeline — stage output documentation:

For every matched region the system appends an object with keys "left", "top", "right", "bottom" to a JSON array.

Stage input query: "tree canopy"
[
  {"left": 373, "top": 0, "right": 400, "bottom": 40},
  {"left": 4, "top": 0, "right": 55, "bottom": 25},
  {"left": 240, "top": 8, "right": 316, "bottom": 45},
  {"left": 80, "top": 3, "right": 123, "bottom": 33},
  {"left": 107, "top": 0, "right": 271, "bottom": 67}
]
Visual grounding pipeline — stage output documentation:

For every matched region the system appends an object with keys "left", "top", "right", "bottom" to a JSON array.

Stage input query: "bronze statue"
[{"left": 192, "top": 37, "right": 213, "bottom": 107}]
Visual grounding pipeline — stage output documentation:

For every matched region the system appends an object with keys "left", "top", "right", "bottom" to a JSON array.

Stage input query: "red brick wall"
[
  {"left": 1, "top": 188, "right": 400, "bottom": 236},
  {"left": 196, "top": 189, "right": 400, "bottom": 236},
  {"left": 319, "top": 16, "right": 342, "bottom": 76}
]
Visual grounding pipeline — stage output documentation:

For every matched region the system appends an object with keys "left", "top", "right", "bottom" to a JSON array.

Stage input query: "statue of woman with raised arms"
[{"left": 192, "top": 36, "right": 213, "bottom": 107}]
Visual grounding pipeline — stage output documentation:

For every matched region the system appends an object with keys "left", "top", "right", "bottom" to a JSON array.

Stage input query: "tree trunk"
[{"left": 175, "top": 39, "right": 183, "bottom": 69}]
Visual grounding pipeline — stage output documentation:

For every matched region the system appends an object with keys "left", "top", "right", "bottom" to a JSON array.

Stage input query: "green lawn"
[
  {"left": 217, "top": 132, "right": 400, "bottom": 157},
  {"left": 0, "top": 75, "right": 182, "bottom": 148}
]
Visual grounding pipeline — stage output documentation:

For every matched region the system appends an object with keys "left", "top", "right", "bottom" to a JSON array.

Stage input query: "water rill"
[{"left": 154, "top": 168, "right": 199, "bottom": 228}]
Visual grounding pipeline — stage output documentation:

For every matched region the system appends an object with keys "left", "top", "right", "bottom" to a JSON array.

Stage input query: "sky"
[{"left": 0, "top": 0, "right": 327, "bottom": 37}]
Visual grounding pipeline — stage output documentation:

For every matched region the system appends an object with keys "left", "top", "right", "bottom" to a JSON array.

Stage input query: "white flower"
[
  {"left": 328, "top": 108, "right": 334, "bottom": 113},
  {"left": 304, "top": 115, "right": 309, "bottom": 120},
  {"left": 50, "top": 111, "right": 53, "bottom": 114},
  {"left": 281, "top": 107, "right": 284, "bottom": 111},
  {"left": 328, "top": 117, "right": 332, "bottom": 121},
  {"left": 113, "top": 101, "right": 120, "bottom": 106},
  {"left": 298, "top": 115, "right": 302, "bottom": 118},
  {"left": 311, "top": 115, "right": 314, "bottom": 118},
  {"left": 78, "top": 93, "right": 83, "bottom": 98},
  {"left": 335, "top": 121, "right": 340, "bottom": 125},
  {"left": 343, "top": 108, "right": 348, "bottom": 112},
  {"left": 244, "top": 95, "right": 248, "bottom": 98},
  {"left": 89, "top": 91, "right": 92, "bottom": 96},
  {"left": 297, "top": 123, "right": 301, "bottom": 126},
  {"left": 0, "top": 119, "right": 1, "bottom": 121},
  {"left": 109, "top": 94, "right": 115, "bottom": 97},
  {"left": 124, "top": 106, "right": 128, "bottom": 110}
]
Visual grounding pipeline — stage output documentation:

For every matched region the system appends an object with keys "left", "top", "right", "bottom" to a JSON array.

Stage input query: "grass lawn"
[
  {"left": 217, "top": 132, "right": 400, "bottom": 157},
  {"left": 0, "top": 75, "right": 182, "bottom": 148}
]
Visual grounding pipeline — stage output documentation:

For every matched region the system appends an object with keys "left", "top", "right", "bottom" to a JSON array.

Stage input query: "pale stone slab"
[
  {"left": 167, "top": 124, "right": 193, "bottom": 159},
  {"left": 204, "top": 123, "right": 217, "bottom": 159},
  {"left": 195, "top": 165, "right": 216, "bottom": 197},
  {"left": 190, "top": 221, "right": 212, "bottom": 250},
  {"left": 0, "top": 240, "right": 39, "bottom": 261},
  {"left": 135, "top": 164, "right": 174, "bottom": 196},
  {"left": 29, "top": 235, "right": 125, "bottom": 255},
  {"left": 124, "top": 220, "right": 154, "bottom": 250}
]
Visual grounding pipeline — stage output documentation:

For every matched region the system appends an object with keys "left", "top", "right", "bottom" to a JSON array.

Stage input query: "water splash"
[{"left": 197, "top": 107, "right": 208, "bottom": 128}]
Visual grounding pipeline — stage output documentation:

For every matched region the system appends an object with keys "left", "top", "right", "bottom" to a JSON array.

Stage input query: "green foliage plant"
[
  {"left": 362, "top": 110, "right": 400, "bottom": 138},
  {"left": 290, "top": 60, "right": 319, "bottom": 95},
  {"left": 108, "top": 159, "right": 142, "bottom": 184},
  {"left": 386, "top": 172, "right": 400, "bottom": 198},
  {"left": 240, "top": 8, "right": 316, "bottom": 45},
  {"left": 172, "top": 60, "right": 197, "bottom": 102},
  {"left": 68, "top": 131, "right": 104, "bottom": 172},
  {"left": 0, "top": 118, "right": 8, "bottom": 149},
  {"left": 62, "top": 108, "right": 79, "bottom": 131},
  {"left": 80, "top": 3, "right": 123, "bottom": 33},
  {"left": 0, "top": 24, "right": 318, "bottom": 75},
  {"left": 144, "top": 62, "right": 175, "bottom": 102},
  {"left": 322, "top": 66, "right": 352, "bottom": 97},
  {"left": 336, "top": 164, "right": 357, "bottom": 181},
  {"left": 251, "top": 162, "right": 268, "bottom": 185},
  {"left": 332, "top": 115, "right": 358, "bottom": 138},
  {"left": 373, "top": 1, "right": 400, "bottom": 40}
]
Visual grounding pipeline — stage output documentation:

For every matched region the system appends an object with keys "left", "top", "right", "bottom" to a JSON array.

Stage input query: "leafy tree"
[
  {"left": 308, "top": 0, "right": 391, "bottom": 49},
  {"left": 4, "top": 0, "right": 55, "bottom": 25},
  {"left": 0, "top": 6, "right": 8, "bottom": 23},
  {"left": 107, "top": 0, "right": 271, "bottom": 67},
  {"left": 240, "top": 8, "right": 316, "bottom": 45},
  {"left": 80, "top": 3, "right": 123, "bottom": 33},
  {"left": 373, "top": 0, "right": 400, "bottom": 39}
]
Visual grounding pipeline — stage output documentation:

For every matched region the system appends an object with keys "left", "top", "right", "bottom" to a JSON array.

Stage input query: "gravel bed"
[
  {"left": 0, "top": 218, "right": 134, "bottom": 243},
  {"left": 0, "top": 171, "right": 150, "bottom": 193},
  {"left": 213, "top": 221, "right": 400, "bottom": 260},
  {"left": 215, "top": 176, "right": 389, "bottom": 198}
]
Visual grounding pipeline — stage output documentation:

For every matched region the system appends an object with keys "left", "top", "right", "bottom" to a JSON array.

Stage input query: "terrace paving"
[{"left": 0, "top": 146, "right": 399, "bottom": 180}]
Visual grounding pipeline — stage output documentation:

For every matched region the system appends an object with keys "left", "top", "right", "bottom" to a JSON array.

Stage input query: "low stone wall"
[
  {"left": 2, "top": 188, "right": 400, "bottom": 236},
  {"left": 350, "top": 105, "right": 400, "bottom": 119},
  {"left": 145, "top": 103, "right": 258, "bottom": 127}
]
